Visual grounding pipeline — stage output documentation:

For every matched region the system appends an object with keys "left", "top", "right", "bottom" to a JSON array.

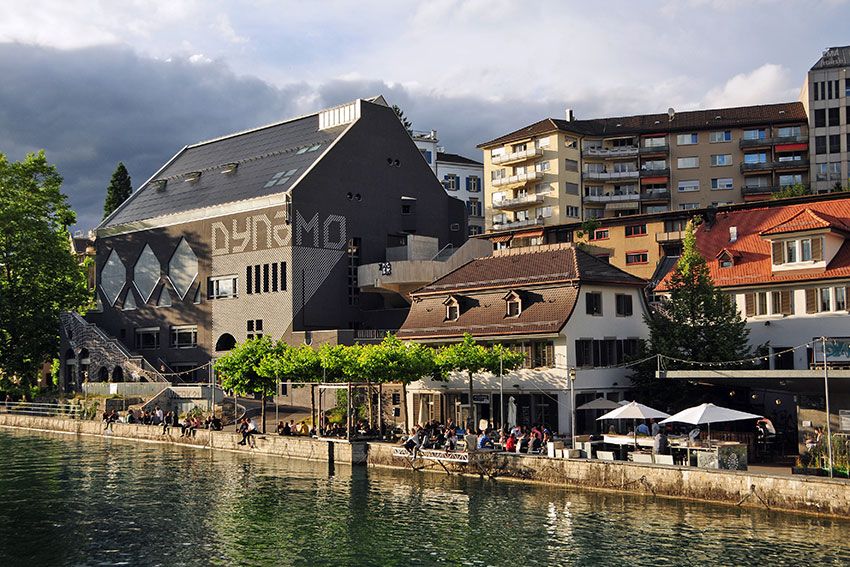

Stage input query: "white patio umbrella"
[
  {"left": 577, "top": 397, "right": 622, "bottom": 411},
  {"left": 597, "top": 402, "right": 670, "bottom": 447},
  {"left": 660, "top": 403, "right": 762, "bottom": 447}
]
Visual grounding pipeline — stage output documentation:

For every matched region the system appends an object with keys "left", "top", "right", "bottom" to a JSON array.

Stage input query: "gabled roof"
[
  {"left": 414, "top": 245, "right": 645, "bottom": 295},
  {"left": 478, "top": 102, "right": 806, "bottom": 148},
  {"left": 436, "top": 152, "right": 482, "bottom": 166},
  {"left": 656, "top": 197, "right": 850, "bottom": 290},
  {"left": 398, "top": 245, "right": 645, "bottom": 340},
  {"left": 759, "top": 208, "right": 850, "bottom": 236},
  {"left": 101, "top": 108, "right": 351, "bottom": 228}
]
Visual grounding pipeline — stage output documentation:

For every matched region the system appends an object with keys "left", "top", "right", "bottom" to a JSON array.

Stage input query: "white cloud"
[
  {"left": 702, "top": 64, "right": 800, "bottom": 108},
  {"left": 213, "top": 13, "right": 248, "bottom": 44}
]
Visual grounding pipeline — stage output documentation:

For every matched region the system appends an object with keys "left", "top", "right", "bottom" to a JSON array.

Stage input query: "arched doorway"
[
  {"left": 97, "top": 367, "right": 109, "bottom": 382},
  {"left": 111, "top": 366, "right": 124, "bottom": 382},
  {"left": 215, "top": 333, "right": 236, "bottom": 352}
]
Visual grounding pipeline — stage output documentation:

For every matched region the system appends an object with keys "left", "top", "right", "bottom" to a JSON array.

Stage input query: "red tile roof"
[{"left": 656, "top": 197, "right": 850, "bottom": 290}]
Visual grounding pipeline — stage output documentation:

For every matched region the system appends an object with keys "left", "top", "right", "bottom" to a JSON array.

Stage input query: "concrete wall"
[
  {"left": 0, "top": 414, "right": 366, "bottom": 465},
  {"left": 83, "top": 382, "right": 168, "bottom": 398},
  {"left": 366, "top": 442, "right": 850, "bottom": 518}
]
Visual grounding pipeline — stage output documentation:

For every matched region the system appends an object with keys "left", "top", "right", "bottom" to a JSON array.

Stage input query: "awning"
[
  {"left": 641, "top": 176, "right": 668, "bottom": 184},
  {"left": 775, "top": 143, "right": 808, "bottom": 153},
  {"left": 490, "top": 234, "right": 513, "bottom": 243},
  {"left": 512, "top": 229, "right": 544, "bottom": 239}
]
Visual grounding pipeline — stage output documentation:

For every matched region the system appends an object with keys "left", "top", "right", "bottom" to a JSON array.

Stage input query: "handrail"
[
  {"left": 0, "top": 401, "right": 83, "bottom": 419},
  {"left": 432, "top": 243, "right": 454, "bottom": 261}
]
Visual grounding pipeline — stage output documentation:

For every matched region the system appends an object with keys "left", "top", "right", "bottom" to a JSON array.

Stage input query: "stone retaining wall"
[
  {"left": 367, "top": 442, "right": 850, "bottom": 518},
  {"left": 0, "top": 414, "right": 366, "bottom": 465}
]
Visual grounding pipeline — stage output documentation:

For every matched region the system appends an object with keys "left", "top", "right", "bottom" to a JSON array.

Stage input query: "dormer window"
[
  {"left": 503, "top": 291, "right": 522, "bottom": 317},
  {"left": 716, "top": 248, "right": 739, "bottom": 268},
  {"left": 184, "top": 171, "right": 201, "bottom": 183},
  {"left": 443, "top": 296, "right": 460, "bottom": 321},
  {"left": 772, "top": 237, "right": 823, "bottom": 265}
]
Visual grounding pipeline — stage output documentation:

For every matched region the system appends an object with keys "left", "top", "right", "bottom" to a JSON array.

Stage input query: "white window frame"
[
  {"left": 677, "top": 157, "right": 699, "bottom": 169},
  {"left": 170, "top": 325, "right": 198, "bottom": 349},
  {"left": 711, "top": 154, "right": 732, "bottom": 166},
  {"left": 677, "top": 180, "right": 700, "bottom": 192},
  {"left": 209, "top": 275, "right": 238, "bottom": 299},
  {"left": 709, "top": 131, "right": 732, "bottom": 143},
  {"left": 676, "top": 133, "right": 698, "bottom": 145},
  {"left": 711, "top": 178, "right": 734, "bottom": 191}
]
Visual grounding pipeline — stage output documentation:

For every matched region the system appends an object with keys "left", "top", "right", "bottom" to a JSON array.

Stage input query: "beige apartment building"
[
  {"left": 801, "top": 46, "right": 850, "bottom": 193},
  {"left": 479, "top": 103, "right": 809, "bottom": 232}
]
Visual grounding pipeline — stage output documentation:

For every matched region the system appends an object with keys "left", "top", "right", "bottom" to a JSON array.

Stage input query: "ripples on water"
[{"left": 0, "top": 429, "right": 848, "bottom": 566}]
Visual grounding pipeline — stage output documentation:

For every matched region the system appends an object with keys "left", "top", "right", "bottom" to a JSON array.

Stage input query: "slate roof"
[
  {"left": 436, "top": 152, "right": 482, "bottom": 166},
  {"left": 398, "top": 245, "right": 646, "bottom": 340},
  {"left": 102, "top": 113, "right": 348, "bottom": 228},
  {"left": 655, "top": 198, "right": 850, "bottom": 291},
  {"left": 811, "top": 46, "right": 850, "bottom": 70},
  {"left": 478, "top": 102, "right": 807, "bottom": 148}
]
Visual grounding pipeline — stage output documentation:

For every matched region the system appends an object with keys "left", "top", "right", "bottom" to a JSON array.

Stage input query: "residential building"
[
  {"left": 479, "top": 103, "right": 809, "bottom": 230},
  {"left": 59, "top": 97, "right": 468, "bottom": 390},
  {"left": 801, "top": 46, "right": 850, "bottom": 193},
  {"left": 397, "top": 244, "right": 649, "bottom": 435},
  {"left": 413, "top": 130, "right": 485, "bottom": 236}
]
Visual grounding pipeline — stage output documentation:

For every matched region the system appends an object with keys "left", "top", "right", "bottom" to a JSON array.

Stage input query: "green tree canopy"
[
  {"left": 257, "top": 342, "right": 322, "bottom": 385},
  {"left": 359, "top": 334, "right": 438, "bottom": 385},
  {"left": 318, "top": 343, "right": 364, "bottom": 382},
  {"left": 102, "top": 162, "right": 132, "bottom": 220},
  {"left": 0, "top": 151, "right": 88, "bottom": 391},
  {"left": 631, "top": 221, "right": 755, "bottom": 409},
  {"left": 392, "top": 104, "right": 412, "bottom": 133},
  {"left": 215, "top": 336, "right": 278, "bottom": 431}
]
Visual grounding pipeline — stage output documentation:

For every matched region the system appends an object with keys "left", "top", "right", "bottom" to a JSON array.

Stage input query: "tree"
[
  {"left": 435, "top": 334, "right": 525, "bottom": 431},
  {"left": 215, "top": 337, "right": 277, "bottom": 432},
  {"left": 631, "top": 221, "right": 755, "bottom": 409},
  {"left": 102, "top": 162, "right": 132, "bottom": 220},
  {"left": 392, "top": 104, "right": 413, "bottom": 133},
  {"left": 772, "top": 183, "right": 809, "bottom": 200},
  {"left": 257, "top": 342, "right": 322, "bottom": 430},
  {"left": 0, "top": 151, "right": 89, "bottom": 391}
]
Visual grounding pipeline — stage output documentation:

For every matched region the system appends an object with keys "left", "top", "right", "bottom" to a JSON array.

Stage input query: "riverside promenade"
[{"left": 2, "top": 413, "right": 848, "bottom": 519}]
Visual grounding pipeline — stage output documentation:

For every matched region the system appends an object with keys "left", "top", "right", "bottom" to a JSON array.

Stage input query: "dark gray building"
[{"left": 60, "top": 97, "right": 467, "bottom": 388}]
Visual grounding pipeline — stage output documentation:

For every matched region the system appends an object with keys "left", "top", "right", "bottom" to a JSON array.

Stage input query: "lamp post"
[
  {"left": 822, "top": 336, "right": 834, "bottom": 478},
  {"left": 499, "top": 352, "right": 504, "bottom": 432},
  {"left": 569, "top": 367, "right": 577, "bottom": 450}
]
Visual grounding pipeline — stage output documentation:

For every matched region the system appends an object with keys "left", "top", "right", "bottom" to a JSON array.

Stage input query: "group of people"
[
  {"left": 275, "top": 419, "right": 312, "bottom": 436},
  {"left": 237, "top": 417, "right": 259, "bottom": 447},
  {"left": 402, "top": 419, "right": 555, "bottom": 456},
  {"left": 102, "top": 405, "right": 223, "bottom": 435}
]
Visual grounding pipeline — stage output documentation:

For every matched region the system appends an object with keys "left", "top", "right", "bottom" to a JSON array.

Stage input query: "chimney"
[
  {"left": 729, "top": 226, "right": 738, "bottom": 243},
  {"left": 667, "top": 107, "right": 675, "bottom": 122},
  {"left": 565, "top": 108, "right": 574, "bottom": 122}
]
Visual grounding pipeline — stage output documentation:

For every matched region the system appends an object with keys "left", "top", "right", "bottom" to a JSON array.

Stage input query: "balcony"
[
  {"left": 491, "top": 170, "right": 544, "bottom": 188},
  {"left": 639, "top": 144, "right": 670, "bottom": 155},
  {"left": 582, "top": 146, "right": 638, "bottom": 158},
  {"left": 739, "top": 137, "right": 771, "bottom": 149},
  {"left": 640, "top": 167, "right": 670, "bottom": 178},
  {"left": 582, "top": 170, "right": 639, "bottom": 181},
  {"left": 583, "top": 192, "right": 639, "bottom": 204},
  {"left": 773, "top": 159, "right": 809, "bottom": 170},
  {"left": 773, "top": 134, "right": 807, "bottom": 145},
  {"left": 742, "top": 185, "right": 780, "bottom": 196},
  {"left": 492, "top": 147, "right": 544, "bottom": 166},
  {"left": 656, "top": 230, "right": 686, "bottom": 243},
  {"left": 492, "top": 193, "right": 546, "bottom": 211},
  {"left": 640, "top": 189, "right": 671, "bottom": 201},
  {"left": 740, "top": 161, "right": 772, "bottom": 173},
  {"left": 492, "top": 217, "right": 546, "bottom": 231}
]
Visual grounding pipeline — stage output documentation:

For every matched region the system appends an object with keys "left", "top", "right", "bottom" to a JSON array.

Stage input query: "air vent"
[
  {"left": 221, "top": 162, "right": 238, "bottom": 174},
  {"left": 184, "top": 171, "right": 201, "bottom": 183},
  {"left": 151, "top": 179, "right": 167, "bottom": 192}
]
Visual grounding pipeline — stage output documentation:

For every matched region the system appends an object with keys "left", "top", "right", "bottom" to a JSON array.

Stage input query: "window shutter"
[
  {"left": 812, "top": 237, "right": 823, "bottom": 261},
  {"left": 805, "top": 289, "right": 817, "bottom": 313},
  {"left": 466, "top": 177, "right": 471, "bottom": 191},
  {"left": 744, "top": 293, "right": 755, "bottom": 317},
  {"left": 780, "top": 290, "right": 793, "bottom": 315},
  {"left": 772, "top": 241, "right": 783, "bottom": 265}
]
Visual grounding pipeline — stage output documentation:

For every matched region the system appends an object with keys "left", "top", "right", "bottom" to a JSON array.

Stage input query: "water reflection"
[{"left": 0, "top": 429, "right": 848, "bottom": 566}]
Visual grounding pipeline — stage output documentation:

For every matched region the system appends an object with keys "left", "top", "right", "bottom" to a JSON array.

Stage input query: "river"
[{"left": 0, "top": 429, "right": 848, "bottom": 566}]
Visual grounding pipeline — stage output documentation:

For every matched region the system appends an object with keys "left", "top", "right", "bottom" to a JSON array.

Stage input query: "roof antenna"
[{"left": 668, "top": 107, "right": 675, "bottom": 122}]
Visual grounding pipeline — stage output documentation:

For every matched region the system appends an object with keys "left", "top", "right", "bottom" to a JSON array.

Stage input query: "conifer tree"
[{"left": 102, "top": 162, "right": 132, "bottom": 219}]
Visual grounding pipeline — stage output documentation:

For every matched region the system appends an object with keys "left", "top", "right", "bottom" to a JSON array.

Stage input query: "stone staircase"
[{"left": 61, "top": 312, "right": 168, "bottom": 383}]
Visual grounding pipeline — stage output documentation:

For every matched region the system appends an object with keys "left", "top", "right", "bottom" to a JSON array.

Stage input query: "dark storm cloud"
[{"left": 0, "top": 43, "right": 576, "bottom": 230}]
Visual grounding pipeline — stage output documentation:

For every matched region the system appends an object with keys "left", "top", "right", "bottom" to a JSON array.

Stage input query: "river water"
[{"left": 0, "top": 429, "right": 848, "bottom": 566}]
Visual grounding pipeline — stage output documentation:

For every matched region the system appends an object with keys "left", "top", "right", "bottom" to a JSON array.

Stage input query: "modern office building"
[
  {"left": 413, "top": 130, "right": 485, "bottom": 235},
  {"left": 59, "top": 97, "right": 468, "bottom": 389},
  {"left": 801, "top": 46, "right": 850, "bottom": 193},
  {"left": 479, "top": 103, "right": 809, "bottom": 231}
]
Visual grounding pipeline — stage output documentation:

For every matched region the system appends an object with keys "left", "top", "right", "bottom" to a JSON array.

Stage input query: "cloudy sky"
[{"left": 1, "top": 0, "right": 848, "bottom": 229}]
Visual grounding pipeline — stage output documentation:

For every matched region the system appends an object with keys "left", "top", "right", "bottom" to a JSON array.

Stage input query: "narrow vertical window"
[
  {"left": 254, "top": 265, "right": 261, "bottom": 294},
  {"left": 272, "top": 262, "right": 278, "bottom": 292},
  {"left": 246, "top": 266, "right": 253, "bottom": 294}
]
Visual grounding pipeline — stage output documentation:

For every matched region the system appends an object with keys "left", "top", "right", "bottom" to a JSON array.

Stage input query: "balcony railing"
[
  {"left": 492, "top": 193, "right": 546, "bottom": 210},
  {"left": 740, "top": 134, "right": 807, "bottom": 148},
  {"left": 773, "top": 159, "right": 809, "bottom": 170},
  {"left": 492, "top": 217, "right": 546, "bottom": 231},
  {"left": 583, "top": 192, "right": 639, "bottom": 203},
  {"left": 639, "top": 167, "right": 670, "bottom": 178},
  {"left": 640, "top": 189, "right": 671, "bottom": 201},
  {"left": 582, "top": 170, "right": 639, "bottom": 181},
  {"left": 582, "top": 146, "right": 638, "bottom": 158},
  {"left": 656, "top": 230, "right": 686, "bottom": 243},
  {"left": 739, "top": 137, "right": 771, "bottom": 148},
  {"left": 491, "top": 147, "right": 544, "bottom": 165},
  {"left": 491, "top": 170, "right": 544, "bottom": 188},
  {"left": 740, "top": 161, "right": 771, "bottom": 173},
  {"left": 639, "top": 144, "right": 670, "bottom": 155},
  {"left": 742, "top": 185, "right": 780, "bottom": 196}
]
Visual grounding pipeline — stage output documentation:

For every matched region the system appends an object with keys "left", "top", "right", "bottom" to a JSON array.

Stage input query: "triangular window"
[
  {"left": 123, "top": 290, "right": 137, "bottom": 311},
  {"left": 158, "top": 286, "right": 172, "bottom": 307}
]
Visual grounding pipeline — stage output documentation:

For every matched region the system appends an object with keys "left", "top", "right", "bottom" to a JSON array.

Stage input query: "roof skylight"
[{"left": 264, "top": 169, "right": 298, "bottom": 188}]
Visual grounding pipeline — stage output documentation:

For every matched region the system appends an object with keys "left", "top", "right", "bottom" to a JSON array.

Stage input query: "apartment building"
[
  {"left": 801, "top": 46, "right": 850, "bottom": 193},
  {"left": 413, "top": 130, "right": 486, "bottom": 236},
  {"left": 479, "top": 103, "right": 809, "bottom": 231}
]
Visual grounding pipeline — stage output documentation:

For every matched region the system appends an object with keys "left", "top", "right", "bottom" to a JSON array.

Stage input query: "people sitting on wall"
[
  {"left": 162, "top": 411, "right": 173, "bottom": 435},
  {"left": 477, "top": 429, "right": 494, "bottom": 450},
  {"left": 288, "top": 420, "right": 296, "bottom": 435},
  {"left": 180, "top": 416, "right": 193, "bottom": 437},
  {"left": 126, "top": 410, "right": 136, "bottom": 424},
  {"left": 276, "top": 421, "right": 289, "bottom": 435},
  {"left": 505, "top": 433, "right": 518, "bottom": 453}
]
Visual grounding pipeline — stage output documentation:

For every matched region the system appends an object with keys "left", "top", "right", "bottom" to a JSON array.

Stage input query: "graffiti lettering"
[{"left": 211, "top": 210, "right": 346, "bottom": 255}]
